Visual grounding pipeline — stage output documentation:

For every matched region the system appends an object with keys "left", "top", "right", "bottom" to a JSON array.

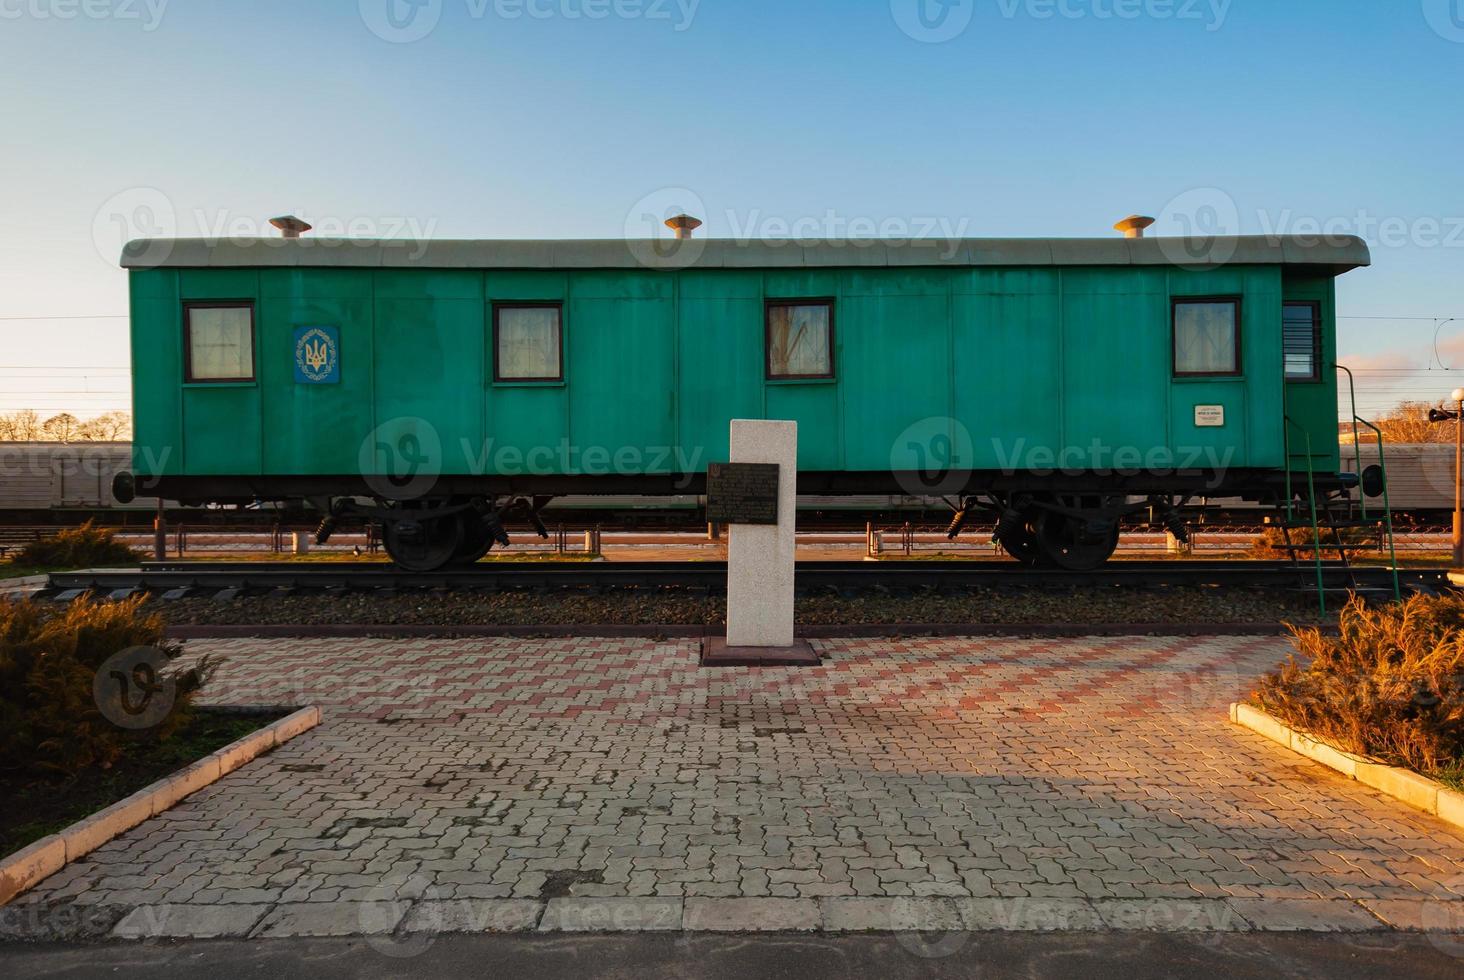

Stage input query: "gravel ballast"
[{"left": 148, "top": 585, "right": 1329, "bottom": 629}]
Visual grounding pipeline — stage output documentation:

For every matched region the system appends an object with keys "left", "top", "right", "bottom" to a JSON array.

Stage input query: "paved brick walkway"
[{"left": 5, "top": 636, "right": 1464, "bottom": 941}]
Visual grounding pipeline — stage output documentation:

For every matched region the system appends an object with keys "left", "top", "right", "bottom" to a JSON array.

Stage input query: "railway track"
[{"left": 38, "top": 560, "right": 1443, "bottom": 599}]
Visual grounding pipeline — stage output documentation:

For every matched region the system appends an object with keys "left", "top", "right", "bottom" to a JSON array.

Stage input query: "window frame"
[
  {"left": 1282, "top": 300, "right": 1323, "bottom": 383},
  {"left": 765, "top": 297, "right": 836, "bottom": 382},
  {"left": 1171, "top": 295, "right": 1243, "bottom": 379},
  {"left": 492, "top": 301, "right": 565, "bottom": 384},
  {"left": 182, "top": 301, "right": 256, "bottom": 384}
]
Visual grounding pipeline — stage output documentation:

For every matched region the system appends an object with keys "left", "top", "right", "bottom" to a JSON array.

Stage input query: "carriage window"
[
  {"left": 1283, "top": 302, "right": 1322, "bottom": 381},
  {"left": 766, "top": 300, "right": 834, "bottom": 380},
  {"left": 494, "top": 304, "right": 562, "bottom": 382},
  {"left": 1173, "top": 298, "right": 1240, "bottom": 376},
  {"left": 184, "top": 303, "right": 254, "bottom": 382}
]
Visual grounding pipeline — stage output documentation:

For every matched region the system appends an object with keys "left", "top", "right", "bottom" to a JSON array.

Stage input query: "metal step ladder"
[
  {"left": 1273, "top": 505, "right": 1393, "bottom": 603},
  {"left": 1282, "top": 374, "right": 1401, "bottom": 614}
]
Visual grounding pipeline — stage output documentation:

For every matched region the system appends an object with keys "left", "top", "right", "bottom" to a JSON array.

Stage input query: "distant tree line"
[
  {"left": 0, "top": 410, "right": 132, "bottom": 443},
  {"left": 1354, "top": 401, "right": 1458, "bottom": 445}
]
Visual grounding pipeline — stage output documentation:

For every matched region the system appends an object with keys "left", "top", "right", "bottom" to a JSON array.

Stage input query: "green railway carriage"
[{"left": 117, "top": 229, "right": 1370, "bottom": 571}]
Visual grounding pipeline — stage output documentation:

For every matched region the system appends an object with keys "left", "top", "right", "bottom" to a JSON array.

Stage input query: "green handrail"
[
  {"left": 1351, "top": 415, "right": 1402, "bottom": 601},
  {"left": 1336, "top": 364, "right": 1367, "bottom": 520},
  {"left": 1283, "top": 416, "right": 1293, "bottom": 524},
  {"left": 1336, "top": 364, "right": 1402, "bottom": 601},
  {"left": 1284, "top": 415, "right": 1328, "bottom": 614}
]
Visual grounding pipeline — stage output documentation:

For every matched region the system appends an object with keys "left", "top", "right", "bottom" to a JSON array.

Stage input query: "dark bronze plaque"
[{"left": 706, "top": 463, "right": 780, "bottom": 526}]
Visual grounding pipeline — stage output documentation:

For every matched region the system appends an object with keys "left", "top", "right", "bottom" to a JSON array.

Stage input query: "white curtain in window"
[
  {"left": 1175, "top": 302, "right": 1237, "bottom": 374},
  {"left": 188, "top": 307, "right": 253, "bottom": 380},
  {"left": 769, "top": 305, "right": 831, "bottom": 377},
  {"left": 498, "top": 307, "right": 561, "bottom": 379}
]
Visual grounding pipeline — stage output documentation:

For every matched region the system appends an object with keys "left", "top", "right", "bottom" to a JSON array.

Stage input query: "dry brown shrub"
[
  {"left": 1253, "top": 593, "right": 1464, "bottom": 774},
  {"left": 0, "top": 595, "right": 213, "bottom": 777},
  {"left": 1249, "top": 525, "right": 1378, "bottom": 561}
]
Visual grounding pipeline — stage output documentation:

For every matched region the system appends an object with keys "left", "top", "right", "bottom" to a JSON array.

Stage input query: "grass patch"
[
  {"left": 0, "top": 565, "right": 65, "bottom": 581},
  {"left": 0, "top": 709, "right": 284, "bottom": 858},
  {"left": 1354, "top": 553, "right": 1455, "bottom": 569},
  {"left": 479, "top": 553, "right": 598, "bottom": 563}
]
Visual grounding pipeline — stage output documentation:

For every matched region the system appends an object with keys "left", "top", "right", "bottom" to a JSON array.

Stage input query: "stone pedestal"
[{"left": 726, "top": 420, "right": 798, "bottom": 648}]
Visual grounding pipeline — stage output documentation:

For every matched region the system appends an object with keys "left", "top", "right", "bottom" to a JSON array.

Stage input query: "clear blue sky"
[{"left": 2, "top": 0, "right": 1461, "bottom": 417}]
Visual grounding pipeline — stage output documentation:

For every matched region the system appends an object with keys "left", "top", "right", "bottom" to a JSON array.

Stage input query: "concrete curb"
[
  {"left": 92, "top": 895, "right": 1463, "bottom": 940},
  {"left": 1230, "top": 703, "right": 1464, "bottom": 831},
  {"left": 0, "top": 706, "right": 321, "bottom": 907},
  {"left": 0, "top": 575, "right": 48, "bottom": 599}
]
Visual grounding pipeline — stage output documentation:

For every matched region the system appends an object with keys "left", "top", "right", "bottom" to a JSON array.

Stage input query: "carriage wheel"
[
  {"left": 997, "top": 515, "right": 1045, "bottom": 566},
  {"left": 1033, "top": 505, "right": 1120, "bottom": 571},
  {"left": 381, "top": 502, "right": 466, "bottom": 572},
  {"left": 450, "top": 513, "right": 496, "bottom": 566}
]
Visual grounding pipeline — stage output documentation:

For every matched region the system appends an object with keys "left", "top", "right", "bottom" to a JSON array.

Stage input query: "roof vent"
[
  {"left": 1114, "top": 215, "right": 1156, "bottom": 239},
  {"left": 664, "top": 214, "right": 703, "bottom": 240},
  {"left": 269, "top": 215, "right": 313, "bottom": 239}
]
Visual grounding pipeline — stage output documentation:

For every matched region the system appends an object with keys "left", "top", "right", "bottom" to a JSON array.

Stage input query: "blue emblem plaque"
[{"left": 294, "top": 326, "right": 340, "bottom": 384}]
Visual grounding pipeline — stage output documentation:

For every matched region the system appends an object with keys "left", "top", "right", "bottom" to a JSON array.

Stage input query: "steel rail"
[{"left": 43, "top": 560, "right": 1446, "bottom": 597}]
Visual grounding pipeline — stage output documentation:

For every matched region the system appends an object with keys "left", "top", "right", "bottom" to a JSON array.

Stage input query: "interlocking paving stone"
[
  {"left": 111, "top": 903, "right": 269, "bottom": 940},
  {"left": 10, "top": 636, "right": 1464, "bottom": 938}
]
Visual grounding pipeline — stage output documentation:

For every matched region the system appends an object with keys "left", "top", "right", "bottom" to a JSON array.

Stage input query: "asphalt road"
[{"left": 3, "top": 932, "right": 1463, "bottom": 979}]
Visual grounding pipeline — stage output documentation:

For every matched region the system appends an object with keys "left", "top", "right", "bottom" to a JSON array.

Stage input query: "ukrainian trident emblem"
[{"left": 294, "top": 325, "right": 340, "bottom": 384}]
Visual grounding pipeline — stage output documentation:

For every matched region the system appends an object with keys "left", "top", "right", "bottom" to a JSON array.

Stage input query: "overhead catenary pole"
[{"left": 1455, "top": 388, "right": 1463, "bottom": 568}]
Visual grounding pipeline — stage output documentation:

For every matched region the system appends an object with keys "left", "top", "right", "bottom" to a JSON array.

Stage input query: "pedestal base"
[{"left": 700, "top": 637, "right": 820, "bottom": 668}]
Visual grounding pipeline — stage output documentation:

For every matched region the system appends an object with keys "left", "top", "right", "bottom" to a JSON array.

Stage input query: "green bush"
[
  {"left": 0, "top": 595, "right": 212, "bottom": 778},
  {"left": 8, "top": 521, "right": 140, "bottom": 570},
  {"left": 1254, "top": 594, "right": 1464, "bottom": 775}
]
